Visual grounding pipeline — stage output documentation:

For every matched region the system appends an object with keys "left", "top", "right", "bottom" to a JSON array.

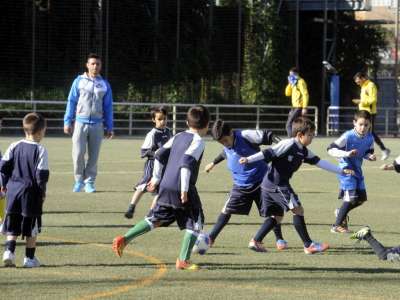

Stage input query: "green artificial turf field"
[{"left": 1, "top": 136, "right": 399, "bottom": 300}]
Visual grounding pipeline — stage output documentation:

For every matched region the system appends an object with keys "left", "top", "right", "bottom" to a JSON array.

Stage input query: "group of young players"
[
  {"left": 0, "top": 104, "right": 398, "bottom": 269},
  {"left": 111, "top": 104, "right": 400, "bottom": 270}
]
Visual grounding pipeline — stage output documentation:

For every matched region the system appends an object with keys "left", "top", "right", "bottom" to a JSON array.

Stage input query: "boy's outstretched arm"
[
  {"left": 205, "top": 151, "right": 226, "bottom": 172},
  {"left": 239, "top": 139, "right": 291, "bottom": 164},
  {"left": 327, "top": 135, "right": 358, "bottom": 158},
  {"left": 316, "top": 160, "right": 354, "bottom": 176},
  {"left": 241, "top": 130, "right": 281, "bottom": 146},
  {"left": 239, "top": 151, "right": 265, "bottom": 165}
]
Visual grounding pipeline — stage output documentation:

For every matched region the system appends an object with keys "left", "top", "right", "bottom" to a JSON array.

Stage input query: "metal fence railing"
[
  {"left": 0, "top": 100, "right": 319, "bottom": 136},
  {"left": 326, "top": 106, "right": 399, "bottom": 136}
]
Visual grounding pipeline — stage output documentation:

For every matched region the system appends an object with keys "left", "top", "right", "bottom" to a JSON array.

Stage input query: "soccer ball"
[{"left": 192, "top": 232, "right": 210, "bottom": 255}]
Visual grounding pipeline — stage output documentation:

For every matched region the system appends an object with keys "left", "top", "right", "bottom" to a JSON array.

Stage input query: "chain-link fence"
[{"left": 0, "top": 0, "right": 252, "bottom": 103}]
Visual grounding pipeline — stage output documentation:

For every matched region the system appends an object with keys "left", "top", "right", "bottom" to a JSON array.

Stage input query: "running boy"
[
  {"left": 204, "top": 120, "right": 287, "bottom": 252},
  {"left": 239, "top": 117, "right": 353, "bottom": 254},
  {"left": 327, "top": 110, "right": 375, "bottom": 233},
  {"left": 113, "top": 105, "right": 209, "bottom": 270},
  {"left": 124, "top": 106, "right": 172, "bottom": 219},
  {"left": 1, "top": 112, "right": 49, "bottom": 267}
]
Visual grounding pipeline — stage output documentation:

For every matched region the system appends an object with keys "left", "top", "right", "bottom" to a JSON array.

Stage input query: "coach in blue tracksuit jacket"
[{"left": 63, "top": 53, "right": 113, "bottom": 193}]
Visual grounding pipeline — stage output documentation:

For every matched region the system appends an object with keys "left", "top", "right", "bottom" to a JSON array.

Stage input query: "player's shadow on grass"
[
  {"left": 202, "top": 252, "right": 238, "bottom": 256},
  {"left": 45, "top": 210, "right": 138, "bottom": 216},
  {"left": 40, "top": 262, "right": 166, "bottom": 268},
  {"left": 370, "top": 230, "right": 400, "bottom": 236},
  {"left": 204, "top": 262, "right": 291, "bottom": 271},
  {"left": 46, "top": 224, "right": 134, "bottom": 229},
  {"left": 304, "top": 222, "right": 365, "bottom": 227},
  {"left": 36, "top": 241, "right": 84, "bottom": 247},
  {"left": 205, "top": 263, "right": 400, "bottom": 274},
  {"left": 45, "top": 211, "right": 124, "bottom": 214},
  {"left": 199, "top": 190, "right": 229, "bottom": 194},
  {"left": 199, "top": 190, "right": 332, "bottom": 195},
  {"left": 37, "top": 241, "right": 113, "bottom": 247},
  {"left": 298, "top": 191, "right": 333, "bottom": 194}
]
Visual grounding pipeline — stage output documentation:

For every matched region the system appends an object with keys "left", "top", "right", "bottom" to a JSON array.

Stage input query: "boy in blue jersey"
[
  {"left": 113, "top": 105, "right": 209, "bottom": 270},
  {"left": 239, "top": 117, "right": 354, "bottom": 254},
  {"left": 327, "top": 110, "right": 375, "bottom": 233},
  {"left": 0, "top": 113, "right": 49, "bottom": 267},
  {"left": 124, "top": 106, "right": 172, "bottom": 219},
  {"left": 204, "top": 120, "right": 288, "bottom": 252}
]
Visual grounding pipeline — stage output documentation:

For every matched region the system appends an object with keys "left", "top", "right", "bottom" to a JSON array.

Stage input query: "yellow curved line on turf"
[
  {"left": 42, "top": 236, "right": 167, "bottom": 299},
  {"left": 77, "top": 247, "right": 167, "bottom": 300}
]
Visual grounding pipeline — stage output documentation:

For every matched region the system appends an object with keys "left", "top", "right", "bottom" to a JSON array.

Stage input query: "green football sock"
[
  {"left": 124, "top": 219, "right": 152, "bottom": 243},
  {"left": 178, "top": 231, "right": 198, "bottom": 261}
]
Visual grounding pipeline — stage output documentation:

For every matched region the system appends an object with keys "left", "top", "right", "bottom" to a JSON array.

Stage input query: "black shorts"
[
  {"left": 338, "top": 189, "right": 367, "bottom": 204},
  {"left": 222, "top": 184, "right": 261, "bottom": 215},
  {"left": 261, "top": 186, "right": 301, "bottom": 217},
  {"left": 146, "top": 203, "right": 204, "bottom": 232},
  {"left": 2, "top": 214, "right": 41, "bottom": 238}
]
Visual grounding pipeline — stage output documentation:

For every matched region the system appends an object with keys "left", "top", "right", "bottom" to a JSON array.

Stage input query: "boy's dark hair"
[
  {"left": 87, "top": 53, "right": 101, "bottom": 61},
  {"left": 291, "top": 117, "right": 315, "bottom": 137},
  {"left": 353, "top": 71, "right": 367, "bottom": 80},
  {"left": 211, "top": 119, "right": 231, "bottom": 140},
  {"left": 290, "top": 67, "right": 299, "bottom": 74},
  {"left": 187, "top": 105, "right": 210, "bottom": 130},
  {"left": 151, "top": 106, "right": 168, "bottom": 119},
  {"left": 23, "top": 112, "right": 46, "bottom": 135},
  {"left": 354, "top": 110, "right": 371, "bottom": 121}
]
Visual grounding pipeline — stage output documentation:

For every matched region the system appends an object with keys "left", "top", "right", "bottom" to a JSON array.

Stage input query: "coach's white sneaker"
[
  {"left": 3, "top": 250, "right": 16, "bottom": 267},
  {"left": 23, "top": 256, "right": 40, "bottom": 268},
  {"left": 381, "top": 149, "right": 391, "bottom": 161}
]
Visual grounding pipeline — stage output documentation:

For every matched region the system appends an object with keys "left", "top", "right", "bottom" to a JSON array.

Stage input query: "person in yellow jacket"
[
  {"left": 352, "top": 72, "right": 390, "bottom": 160},
  {"left": 285, "top": 68, "right": 309, "bottom": 137}
]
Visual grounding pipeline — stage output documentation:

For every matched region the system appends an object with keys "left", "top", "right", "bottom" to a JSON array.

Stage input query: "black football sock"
[
  {"left": 335, "top": 202, "right": 352, "bottom": 226},
  {"left": 209, "top": 213, "right": 231, "bottom": 241},
  {"left": 273, "top": 224, "right": 284, "bottom": 241},
  {"left": 364, "top": 233, "right": 388, "bottom": 260},
  {"left": 25, "top": 247, "right": 36, "bottom": 259},
  {"left": 127, "top": 204, "right": 135, "bottom": 213},
  {"left": 293, "top": 215, "right": 312, "bottom": 248},
  {"left": 5, "top": 240, "right": 16, "bottom": 253},
  {"left": 124, "top": 204, "right": 136, "bottom": 219},
  {"left": 349, "top": 201, "right": 363, "bottom": 210},
  {"left": 253, "top": 217, "right": 277, "bottom": 242}
]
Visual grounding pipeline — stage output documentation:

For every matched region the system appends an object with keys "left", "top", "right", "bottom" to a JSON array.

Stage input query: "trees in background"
[{"left": 0, "top": 1, "right": 387, "bottom": 105}]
